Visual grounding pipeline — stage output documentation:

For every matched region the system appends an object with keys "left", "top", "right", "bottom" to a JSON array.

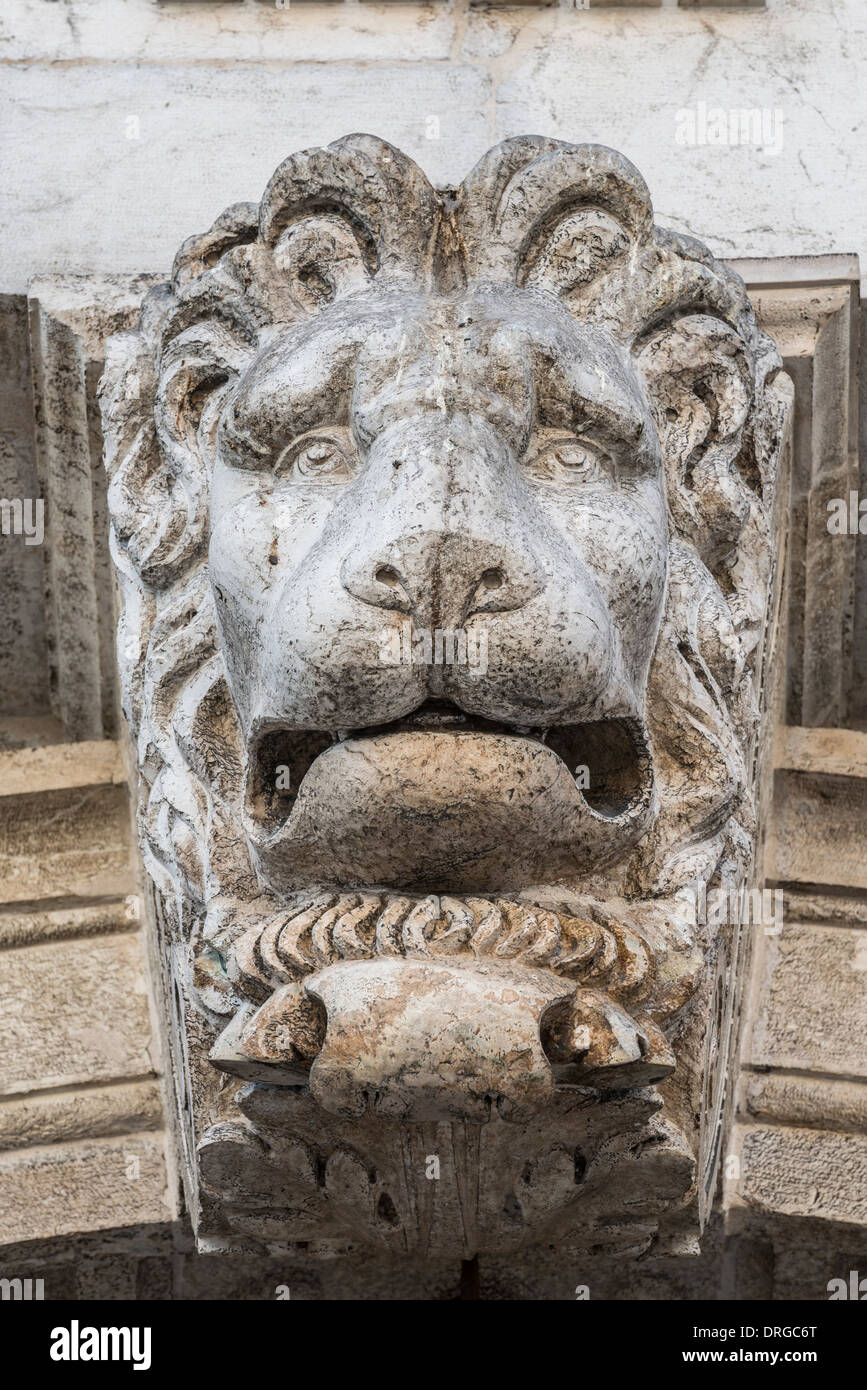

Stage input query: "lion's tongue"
[{"left": 248, "top": 729, "right": 639, "bottom": 895}]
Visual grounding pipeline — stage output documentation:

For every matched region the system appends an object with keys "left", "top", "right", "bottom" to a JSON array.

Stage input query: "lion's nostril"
[
  {"left": 375, "top": 565, "right": 402, "bottom": 589},
  {"left": 479, "top": 567, "right": 504, "bottom": 591}
]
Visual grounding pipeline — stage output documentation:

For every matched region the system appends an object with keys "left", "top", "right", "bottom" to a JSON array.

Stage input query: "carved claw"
[
  {"left": 543, "top": 988, "right": 675, "bottom": 1089},
  {"left": 208, "top": 983, "right": 326, "bottom": 1083}
]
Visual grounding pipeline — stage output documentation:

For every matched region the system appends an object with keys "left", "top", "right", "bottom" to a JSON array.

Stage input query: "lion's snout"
[{"left": 339, "top": 414, "right": 549, "bottom": 633}]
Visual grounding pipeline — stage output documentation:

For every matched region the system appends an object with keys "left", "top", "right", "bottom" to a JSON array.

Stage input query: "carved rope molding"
[{"left": 100, "top": 134, "right": 790, "bottom": 1258}]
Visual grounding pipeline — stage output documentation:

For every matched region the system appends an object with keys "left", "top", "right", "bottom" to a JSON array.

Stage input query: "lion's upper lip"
[{"left": 337, "top": 698, "right": 548, "bottom": 743}]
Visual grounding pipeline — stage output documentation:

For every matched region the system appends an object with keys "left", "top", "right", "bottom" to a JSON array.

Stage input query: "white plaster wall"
[{"left": 1, "top": 0, "right": 865, "bottom": 292}]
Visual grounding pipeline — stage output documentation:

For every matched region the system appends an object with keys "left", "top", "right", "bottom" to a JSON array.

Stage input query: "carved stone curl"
[{"left": 100, "top": 135, "right": 790, "bottom": 1258}]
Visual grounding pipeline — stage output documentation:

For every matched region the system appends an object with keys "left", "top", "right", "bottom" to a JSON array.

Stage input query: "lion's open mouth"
[{"left": 245, "top": 698, "right": 653, "bottom": 834}]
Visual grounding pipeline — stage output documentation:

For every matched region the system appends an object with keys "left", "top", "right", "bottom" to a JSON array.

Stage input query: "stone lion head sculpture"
[{"left": 101, "top": 135, "right": 789, "bottom": 1257}]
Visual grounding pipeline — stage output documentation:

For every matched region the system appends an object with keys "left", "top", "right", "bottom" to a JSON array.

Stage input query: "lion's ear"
[
  {"left": 458, "top": 139, "right": 653, "bottom": 293},
  {"left": 272, "top": 215, "right": 372, "bottom": 314},
  {"left": 259, "top": 135, "right": 440, "bottom": 290},
  {"left": 635, "top": 314, "right": 756, "bottom": 567},
  {"left": 519, "top": 208, "right": 632, "bottom": 303}
]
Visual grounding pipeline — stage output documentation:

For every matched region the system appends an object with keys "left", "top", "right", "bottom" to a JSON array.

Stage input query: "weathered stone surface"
[
  {"left": 749, "top": 923, "right": 867, "bottom": 1075},
  {"left": 0, "top": 296, "right": 50, "bottom": 722},
  {"left": 0, "top": 783, "right": 131, "bottom": 903},
  {"left": 0, "top": 724, "right": 172, "bottom": 1254},
  {"left": 0, "top": 0, "right": 862, "bottom": 1303},
  {"left": 0, "top": 896, "right": 138, "bottom": 950},
  {"left": 0, "top": 933, "right": 155, "bottom": 1094},
  {"left": 0, "top": 739, "right": 124, "bottom": 797},
  {"left": 739, "top": 1125, "right": 867, "bottom": 1228},
  {"left": 27, "top": 277, "right": 163, "bottom": 744},
  {"left": 776, "top": 724, "right": 867, "bottom": 779},
  {"left": 738, "top": 270, "right": 860, "bottom": 728},
  {"left": 3, "top": 3, "right": 864, "bottom": 303},
  {"left": 0, "top": 1081, "right": 164, "bottom": 1151},
  {"left": 0, "top": 1, "right": 457, "bottom": 66},
  {"left": 100, "top": 133, "right": 789, "bottom": 1259},
  {"left": 307, "top": 958, "right": 575, "bottom": 1122},
  {"left": 777, "top": 886, "right": 867, "bottom": 928},
  {"left": 0, "top": 1135, "right": 171, "bottom": 1245},
  {"left": 197, "top": 1082, "right": 693, "bottom": 1259},
  {"left": 743, "top": 1073, "right": 867, "bottom": 1135},
  {"left": 0, "top": 63, "right": 489, "bottom": 293},
  {"left": 771, "top": 769, "right": 867, "bottom": 890}
]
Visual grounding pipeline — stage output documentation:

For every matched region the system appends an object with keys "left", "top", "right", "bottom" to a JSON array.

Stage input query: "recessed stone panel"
[
  {"left": 0, "top": 1135, "right": 171, "bottom": 1245},
  {"left": 0, "top": 783, "right": 131, "bottom": 904},
  {"left": 750, "top": 923, "right": 867, "bottom": 1075},
  {"left": 0, "top": 933, "right": 155, "bottom": 1095}
]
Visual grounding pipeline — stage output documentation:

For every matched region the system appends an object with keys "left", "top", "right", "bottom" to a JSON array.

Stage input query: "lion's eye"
[
  {"left": 293, "top": 440, "right": 346, "bottom": 477},
  {"left": 524, "top": 434, "right": 614, "bottom": 486},
  {"left": 275, "top": 431, "right": 357, "bottom": 483}
]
